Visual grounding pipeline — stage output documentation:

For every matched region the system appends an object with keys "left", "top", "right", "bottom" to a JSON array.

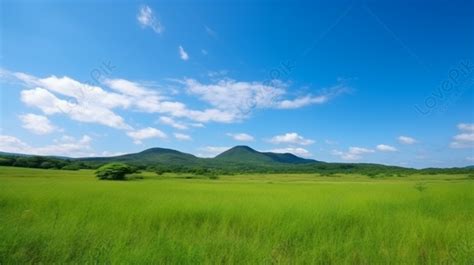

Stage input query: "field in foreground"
[{"left": 0, "top": 167, "right": 473, "bottom": 264}]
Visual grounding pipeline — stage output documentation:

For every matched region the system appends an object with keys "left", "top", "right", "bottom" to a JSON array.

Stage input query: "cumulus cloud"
[
  {"left": 174, "top": 133, "right": 192, "bottom": 141},
  {"left": 159, "top": 116, "right": 188, "bottom": 130},
  {"left": 178, "top": 45, "right": 189, "bottom": 61},
  {"left": 137, "top": 5, "right": 164, "bottom": 34},
  {"left": 332, "top": 147, "right": 375, "bottom": 161},
  {"left": 0, "top": 135, "right": 30, "bottom": 154},
  {"left": 182, "top": 78, "right": 284, "bottom": 120},
  {"left": 276, "top": 84, "right": 350, "bottom": 109},
  {"left": 227, "top": 133, "right": 254, "bottom": 142},
  {"left": 4, "top": 69, "right": 350, "bottom": 134},
  {"left": 180, "top": 78, "right": 349, "bottom": 121},
  {"left": 268, "top": 147, "right": 311, "bottom": 157},
  {"left": 0, "top": 134, "right": 93, "bottom": 157},
  {"left": 5, "top": 70, "right": 229, "bottom": 129},
  {"left": 376, "top": 144, "right": 398, "bottom": 152},
  {"left": 127, "top": 127, "right": 167, "bottom": 144},
  {"left": 21, "top": 87, "right": 131, "bottom": 130},
  {"left": 450, "top": 123, "right": 474, "bottom": 148},
  {"left": 19, "top": 113, "right": 58, "bottom": 134},
  {"left": 398, "top": 136, "right": 417, "bottom": 145},
  {"left": 458, "top": 123, "right": 474, "bottom": 132},
  {"left": 269, "top": 132, "right": 314, "bottom": 146}
]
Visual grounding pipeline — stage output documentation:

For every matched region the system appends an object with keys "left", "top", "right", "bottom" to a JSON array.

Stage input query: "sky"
[{"left": 0, "top": 0, "right": 473, "bottom": 168}]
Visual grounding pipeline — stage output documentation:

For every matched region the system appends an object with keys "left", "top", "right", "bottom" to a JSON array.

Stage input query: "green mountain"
[
  {"left": 215, "top": 146, "right": 315, "bottom": 164},
  {"left": 2, "top": 145, "right": 472, "bottom": 174},
  {"left": 80, "top": 147, "right": 200, "bottom": 166},
  {"left": 77, "top": 145, "right": 316, "bottom": 169}
]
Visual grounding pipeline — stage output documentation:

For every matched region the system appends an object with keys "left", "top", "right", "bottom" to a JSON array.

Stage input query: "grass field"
[{"left": 0, "top": 166, "right": 473, "bottom": 264}]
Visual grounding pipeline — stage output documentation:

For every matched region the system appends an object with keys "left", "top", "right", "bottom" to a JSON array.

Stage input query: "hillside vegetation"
[{"left": 1, "top": 146, "right": 473, "bottom": 175}]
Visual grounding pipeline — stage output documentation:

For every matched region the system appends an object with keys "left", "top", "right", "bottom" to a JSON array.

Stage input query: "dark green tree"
[{"left": 95, "top": 163, "right": 134, "bottom": 180}]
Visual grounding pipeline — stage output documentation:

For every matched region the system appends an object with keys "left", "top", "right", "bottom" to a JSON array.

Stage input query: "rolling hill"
[
  {"left": 2, "top": 145, "right": 472, "bottom": 174},
  {"left": 81, "top": 147, "right": 201, "bottom": 166},
  {"left": 215, "top": 146, "right": 316, "bottom": 164}
]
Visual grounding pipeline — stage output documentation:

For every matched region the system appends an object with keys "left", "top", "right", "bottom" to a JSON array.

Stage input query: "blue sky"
[{"left": 0, "top": 0, "right": 473, "bottom": 168}]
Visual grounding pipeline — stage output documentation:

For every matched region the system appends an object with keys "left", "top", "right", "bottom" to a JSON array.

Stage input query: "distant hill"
[
  {"left": 1, "top": 146, "right": 473, "bottom": 174},
  {"left": 81, "top": 147, "right": 200, "bottom": 166},
  {"left": 77, "top": 145, "right": 318, "bottom": 168},
  {"left": 215, "top": 146, "right": 315, "bottom": 164}
]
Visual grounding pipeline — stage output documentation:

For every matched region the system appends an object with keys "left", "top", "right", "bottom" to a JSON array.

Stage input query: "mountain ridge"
[
  {"left": 1, "top": 146, "right": 473, "bottom": 173},
  {"left": 215, "top": 146, "right": 316, "bottom": 164}
]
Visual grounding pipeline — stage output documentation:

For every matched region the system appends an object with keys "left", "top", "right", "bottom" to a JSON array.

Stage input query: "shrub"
[
  {"left": 0, "top": 157, "right": 14, "bottom": 166},
  {"left": 39, "top": 161, "right": 55, "bottom": 169},
  {"left": 366, "top": 173, "right": 378, "bottom": 178},
  {"left": 155, "top": 168, "right": 170, "bottom": 176},
  {"left": 95, "top": 163, "right": 134, "bottom": 180}
]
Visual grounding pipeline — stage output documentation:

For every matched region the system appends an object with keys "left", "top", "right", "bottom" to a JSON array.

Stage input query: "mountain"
[
  {"left": 7, "top": 145, "right": 471, "bottom": 174},
  {"left": 215, "top": 146, "right": 315, "bottom": 164},
  {"left": 77, "top": 146, "right": 317, "bottom": 169},
  {"left": 262, "top": 152, "right": 316, "bottom": 164},
  {"left": 80, "top": 147, "right": 200, "bottom": 166}
]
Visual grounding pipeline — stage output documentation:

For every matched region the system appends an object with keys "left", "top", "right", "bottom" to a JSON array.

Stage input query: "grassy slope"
[{"left": 0, "top": 167, "right": 473, "bottom": 264}]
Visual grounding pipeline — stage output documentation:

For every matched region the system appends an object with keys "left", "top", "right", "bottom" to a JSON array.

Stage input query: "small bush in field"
[{"left": 95, "top": 163, "right": 134, "bottom": 180}]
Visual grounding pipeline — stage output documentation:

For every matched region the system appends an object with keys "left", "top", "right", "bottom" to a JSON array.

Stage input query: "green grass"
[{"left": 0, "top": 166, "right": 473, "bottom": 264}]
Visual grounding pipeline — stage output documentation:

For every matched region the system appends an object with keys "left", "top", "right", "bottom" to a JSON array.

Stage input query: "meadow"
[{"left": 0, "top": 166, "right": 473, "bottom": 264}]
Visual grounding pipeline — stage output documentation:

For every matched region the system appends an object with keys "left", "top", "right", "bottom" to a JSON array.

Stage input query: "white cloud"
[
  {"left": 12, "top": 72, "right": 237, "bottom": 126},
  {"left": 276, "top": 84, "right": 350, "bottom": 109},
  {"left": 376, "top": 144, "right": 398, "bottom": 152},
  {"left": 450, "top": 123, "right": 474, "bottom": 149},
  {"left": 332, "top": 147, "right": 375, "bottom": 161},
  {"left": 269, "top": 147, "right": 311, "bottom": 157},
  {"left": 398, "top": 136, "right": 417, "bottom": 145},
  {"left": 277, "top": 95, "right": 327, "bottom": 109},
  {"left": 0, "top": 134, "right": 93, "bottom": 157},
  {"left": 181, "top": 78, "right": 349, "bottom": 121},
  {"left": 0, "top": 135, "right": 30, "bottom": 153},
  {"left": 5, "top": 69, "right": 349, "bottom": 132},
  {"left": 159, "top": 116, "right": 188, "bottom": 130},
  {"left": 103, "top": 78, "right": 155, "bottom": 97},
  {"left": 269, "top": 132, "right": 314, "bottom": 146},
  {"left": 137, "top": 5, "right": 164, "bottom": 34},
  {"left": 227, "top": 133, "right": 254, "bottom": 142},
  {"left": 458, "top": 123, "right": 474, "bottom": 132},
  {"left": 103, "top": 78, "right": 165, "bottom": 113},
  {"left": 182, "top": 78, "right": 284, "bottom": 117},
  {"left": 174, "top": 133, "right": 191, "bottom": 141},
  {"left": 466, "top": 156, "right": 474, "bottom": 162},
  {"left": 19, "top": 113, "right": 58, "bottom": 135},
  {"left": 178, "top": 45, "right": 189, "bottom": 61},
  {"left": 197, "top": 146, "right": 229, "bottom": 157},
  {"left": 127, "top": 127, "right": 167, "bottom": 144},
  {"left": 21, "top": 87, "right": 131, "bottom": 130}
]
